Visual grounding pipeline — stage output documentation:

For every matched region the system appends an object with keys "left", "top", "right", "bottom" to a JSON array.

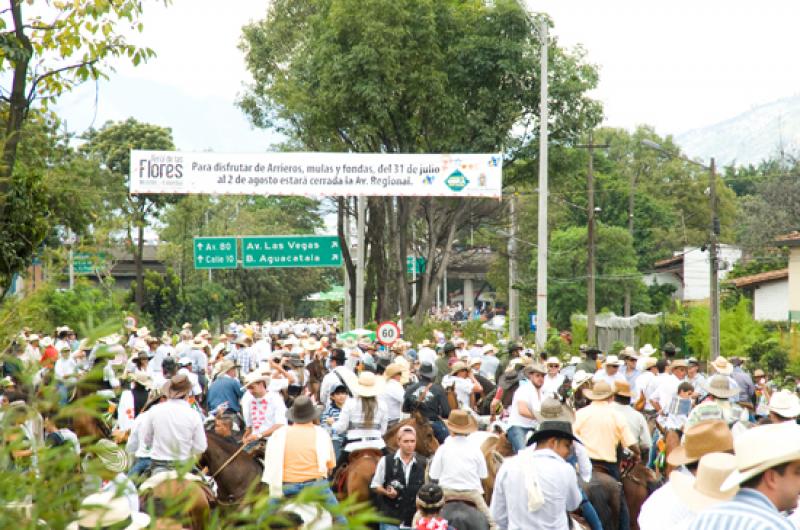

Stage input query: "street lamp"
[{"left": 641, "top": 140, "right": 720, "bottom": 359}]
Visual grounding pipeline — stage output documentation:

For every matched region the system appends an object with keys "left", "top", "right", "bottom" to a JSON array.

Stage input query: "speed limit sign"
[{"left": 377, "top": 321, "right": 401, "bottom": 346}]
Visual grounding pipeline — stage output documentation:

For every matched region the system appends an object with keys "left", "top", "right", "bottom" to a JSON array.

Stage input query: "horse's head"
[{"left": 411, "top": 410, "right": 439, "bottom": 457}]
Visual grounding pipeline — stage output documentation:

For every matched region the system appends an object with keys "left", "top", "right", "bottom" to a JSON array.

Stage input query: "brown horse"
[
  {"left": 622, "top": 461, "right": 661, "bottom": 530},
  {"left": 465, "top": 431, "right": 507, "bottom": 504},
  {"left": 336, "top": 448, "right": 383, "bottom": 503},
  {"left": 583, "top": 468, "right": 622, "bottom": 530},
  {"left": 201, "top": 431, "right": 263, "bottom": 505},
  {"left": 139, "top": 472, "right": 213, "bottom": 530},
  {"left": 383, "top": 411, "right": 439, "bottom": 457}
]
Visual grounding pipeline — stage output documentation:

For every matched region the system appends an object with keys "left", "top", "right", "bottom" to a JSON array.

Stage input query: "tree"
[
  {"left": 0, "top": 1, "right": 162, "bottom": 295},
  {"left": 80, "top": 118, "right": 176, "bottom": 310},
  {"left": 239, "top": 0, "right": 602, "bottom": 324}
]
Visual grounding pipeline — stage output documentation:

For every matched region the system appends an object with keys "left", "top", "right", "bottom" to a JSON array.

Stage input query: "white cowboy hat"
[
  {"left": 27, "top": 334, "right": 40, "bottom": 342},
  {"left": 721, "top": 423, "right": 800, "bottom": 491},
  {"left": 482, "top": 344, "right": 497, "bottom": 354},
  {"left": 67, "top": 491, "right": 150, "bottom": 530},
  {"left": 568, "top": 356, "right": 582, "bottom": 365},
  {"left": 571, "top": 370, "right": 594, "bottom": 390},
  {"left": 768, "top": 390, "right": 800, "bottom": 419},
  {"left": 351, "top": 371, "right": 385, "bottom": 398},
  {"left": 603, "top": 355, "right": 622, "bottom": 367},
  {"left": 545, "top": 356, "right": 562, "bottom": 367},
  {"left": 703, "top": 375, "right": 739, "bottom": 399},
  {"left": 243, "top": 371, "right": 269, "bottom": 388},
  {"left": 135, "top": 327, "right": 150, "bottom": 338},
  {"left": 620, "top": 346, "right": 638, "bottom": 360},
  {"left": 638, "top": 343, "right": 657, "bottom": 357},
  {"left": 40, "top": 336, "right": 54, "bottom": 348},
  {"left": 670, "top": 452, "right": 738, "bottom": 511},
  {"left": 710, "top": 356, "right": 733, "bottom": 376}
]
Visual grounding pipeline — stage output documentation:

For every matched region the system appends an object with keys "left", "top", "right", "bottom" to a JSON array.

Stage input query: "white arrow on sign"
[
  {"left": 197, "top": 242, "right": 203, "bottom": 249},
  {"left": 198, "top": 256, "right": 204, "bottom": 262}
]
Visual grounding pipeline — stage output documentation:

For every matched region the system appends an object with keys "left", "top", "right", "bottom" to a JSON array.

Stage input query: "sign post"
[
  {"left": 377, "top": 321, "right": 401, "bottom": 346},
  {"left": 193, "top": 237, "right": 238, "bottom": 269}
]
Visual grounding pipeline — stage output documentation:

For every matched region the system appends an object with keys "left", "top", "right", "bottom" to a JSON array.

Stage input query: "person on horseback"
[
  {"left": 319, "top": 349, "right": 355, "bottom": 406},
  {"left": 206, "top": 359, "right": 243, "bottom": 419},
  {"left": 142, "top": 374, "right": 207, "bottom": 476},
  {"left": 403, "top": 362, "right": 451, "bottom": 444},
  {"left": 371, "top": 425, "right": 428, "bottom": 530},
  {"left": 321, "top": 384, "right": 348, "bottom": 460},
  {"left": 429, "top": 410, "right": 494, "bottom": 528},
  {"left": 491, "top": 418, "right": 582, "bottom": 530},
  {"left": 241, "top": 371, "right": 286, "bottom": 454},
  {"left": 506, "top": 363, "right": 546, "bottom": 454},
  {"left": 332, "top": 371, "right": 388, "bottom": 455}
]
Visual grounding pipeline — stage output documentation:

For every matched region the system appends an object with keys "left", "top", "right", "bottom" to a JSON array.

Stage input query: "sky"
[{"left": 55, "top": 0, "right": 800, "bottom": 154}]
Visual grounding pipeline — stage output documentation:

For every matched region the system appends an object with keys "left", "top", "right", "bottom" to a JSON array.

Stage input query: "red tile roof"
[
  {"left": 729, "top": 268, "right": 789, "bottom": 288},
  {"left": 775, "top": 232, "right": 800, "bottom": 245},
  {"left": 654, "top": 254, "right": 684, "bottom": 269}
]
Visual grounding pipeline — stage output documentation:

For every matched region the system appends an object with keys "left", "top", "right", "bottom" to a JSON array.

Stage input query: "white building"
[
  {"left": 730, "top": 269, "right": 789, "bottom": 321},
  {"left": 644, "top": 245, "right": 743, "bottom": 302}
]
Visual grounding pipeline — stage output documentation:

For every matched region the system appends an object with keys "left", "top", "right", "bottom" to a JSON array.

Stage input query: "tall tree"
[
  {"left": 0, "top": 0, "right": 163, "bottom": 296},
  {"left": 239, "top": 0, "right": 602, "bottom": 323},
  {"left": 80, "top": 118, "right": 176, "bottom": 310}
]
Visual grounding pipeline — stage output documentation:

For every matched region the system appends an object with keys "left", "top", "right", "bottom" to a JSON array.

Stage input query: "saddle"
[{"left": 332, "top": 449, "right": 383, "bottom": 493}]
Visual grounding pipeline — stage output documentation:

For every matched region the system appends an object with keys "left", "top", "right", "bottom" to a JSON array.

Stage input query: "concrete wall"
[
  {"left": 683, "top": 245, "right": 742, "bottom": 301},
  {"left": 790, "top": 248, "right": 800, "bottom": 316},
  {"left": 643, "top": 272, "right": 684, "bottom": 299},
  {"left": 753, "top": 279, "right": 789, "bottom": 321}
]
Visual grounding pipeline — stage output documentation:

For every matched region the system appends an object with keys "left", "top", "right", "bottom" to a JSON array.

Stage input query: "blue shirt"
[
  {"left": 321, "top": 403, "right": 343, "bottom": 442},
  {"left": 688, "top": 488, "right": 795, "bottom": 530},
  {"left": 207, "top": 375, "right": 244, "bottom": 413}
]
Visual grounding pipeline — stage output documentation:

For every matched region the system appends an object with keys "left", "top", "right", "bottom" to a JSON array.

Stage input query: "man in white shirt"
[
  {"left": 319, "top": 349, "right": 355, "bottom": 405},
  {"left": 417, "top": 340, "right": 437, "bottom": 367},
  {"left": 441, "top": 361, "right": 481, "bottom": 411},
  {"left": 506, "top": 363, "right": 546, "bottom": 454},
  {"left": 491, "top": 419, "right": 582, "bottom": 530},
  {"left": 593, "top": 355, "right": 627, "bottom": 387},
  {"left": 619, "top": 347, "right": 641, "bottom": 387},
  {"left": 242, "top": 371, "right": 286, "bottom": 453},
  {"left": 611, "top": 381, "right": 652, "bottom": 455},
  {"left": 652, "top": 359, "right": 689, "bottom": 420},
  {"left": 54, "top": 344, "right": 77, "bottom": 405},
  {"left": 142, "top": 374, "right": 207, "bottom": 474},
  {"left": 429, "top": 410, "right": 493, "bottom": 528},
  {"left": 380, "top": 363, "right": 406, "bottom": 425}
]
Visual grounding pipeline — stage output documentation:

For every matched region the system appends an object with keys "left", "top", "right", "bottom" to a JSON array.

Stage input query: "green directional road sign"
[
  {"left": 193, "top": 237, "right": 238, "bottom": 269},
  {"left": 406, "top": 256, "right": 426, "bottom": 274},
  {"left": 242, "top": 235, "right": 342, "bottom": 269},
  {"left": 72, "top": 252, "right": 108, "bottom": 275}
]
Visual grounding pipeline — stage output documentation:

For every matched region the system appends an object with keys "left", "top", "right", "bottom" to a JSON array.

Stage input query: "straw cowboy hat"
[
  {"left": 93, "top": 439, "right": 129, "bottom": 474},
  {"left": 545, "top": 356, "right": 562, "bottom": 367},
  {"left": 445, "top": 409, "right": 478, "bottom": 435},
  {"left": 352, "top": 371, "right": 385, "bottom": 397},
  {"left": 287, "top": 396, "right": 320, "bottom": 424},
  {"left": 27, "top": 334, "right": 40, "bottom": 342},
  {"left": 670, "top": 452, "right": 738, "bottom": 512},
  {"left": 469, "top": 357, "right": 483, "bottom": 368},
  {"left": 641, "top": 357, "right": 658, "bottom": 370},
  {"left": 523, "top": 362, "right": 547, "bottom": 375},
  {"left": 571, "top": 370, "right": 593, "bottom": 390},
  {"left": 131, "top": 371, "right": 153, "bottom": 389},
  {"left": 583, "top": 381, "right": 614, "bottom": 401},
  {"left": 191, "top": 337, "right": 208, "bottom": 349},
  {"left": 67, "top": 491, "right": 150, "bottom": 530},
  {"left": 243, "top": 371, "right": 269, "bottom": 388},
  {"left": 384, "top": 363, "right": 405, "bottom": 380},
  {"left": 301, "top": 338, "right": 320, "bottom": 351},
  {"left": 568, "top": 356, "right": 582, "bottom": 365},
  {"left": 703, "top": 375, "right": 739, "bottom": 399},
  {"left": 614, "top": 380, "right": 633, "bottom": 398},
  {"left": 619, "top": 346, "right": 638, "bottom": 360},
  {"left": 721, "top": 423, "right": 800, "bottom": 491},
  {"left": 162, "top": 374, "right": 193, "bottom": 400},
  {"left": 638, "top": 343, "right": 657, "bottom": 357},
  {"left": 667, "top": 419, "right": 733, "bottom": 467},
  {"left": 534, "top": 397, "right": 575, "bottom": 423},
  {"left": 449, "top": 361, "right": 469, "bottom": 375},
  {"left": 710, "top": 356, "right": 733, "bottom": 376},
  {"left": 671, "top": 359, "right": 689, "bottom": 369},
  {"left": 768, "top": 390, "right": 800, "bottom": 419},
  {"left": 603, "top": 355, "right": 622, "bottom": 367}
]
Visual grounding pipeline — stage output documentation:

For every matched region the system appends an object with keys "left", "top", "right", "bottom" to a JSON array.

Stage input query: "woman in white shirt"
[
  {"left": 333, "top": 371, "right": 388, "bottom": 453},
  {"left": 442, "top": 362, "right": 481, "bottom": 411}
]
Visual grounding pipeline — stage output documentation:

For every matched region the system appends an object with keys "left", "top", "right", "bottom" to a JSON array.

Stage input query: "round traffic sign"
[{"left": 377, "top": 321, "right": 401, "bottom": 346}]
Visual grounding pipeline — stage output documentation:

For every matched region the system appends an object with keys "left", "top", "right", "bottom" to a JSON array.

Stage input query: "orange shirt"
[
  {"left": 283, "top": 424, "right": 336, "bottom": 483},
  {"left": 574, "top": 400, "right": 637, "bottom": 463}
]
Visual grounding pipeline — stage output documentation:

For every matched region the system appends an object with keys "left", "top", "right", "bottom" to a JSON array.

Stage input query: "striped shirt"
[{"left": 688, "top": 489, "right": 794, "bottom": 530}]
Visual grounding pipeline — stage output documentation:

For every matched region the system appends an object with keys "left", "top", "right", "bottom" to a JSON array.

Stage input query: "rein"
[{"left": 212, "top": 442, "right": 248, "bottom": 479}]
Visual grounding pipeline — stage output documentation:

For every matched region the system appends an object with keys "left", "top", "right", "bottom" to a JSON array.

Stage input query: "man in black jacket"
[
  {"left": 370, "top": 425, "right": 428, "bottom": 529},
  {"left": 403, "top": 363, "right": 450, "bottom": 443}
]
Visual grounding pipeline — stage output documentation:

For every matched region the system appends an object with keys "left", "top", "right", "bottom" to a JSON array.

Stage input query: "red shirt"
[{"left": 40, "top": 346, "right": 58, "bottom": 368}]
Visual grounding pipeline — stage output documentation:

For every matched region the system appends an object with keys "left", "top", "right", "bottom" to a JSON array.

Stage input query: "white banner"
[{"left": 129, "top": 150, "right": 502, "bottom": 198}]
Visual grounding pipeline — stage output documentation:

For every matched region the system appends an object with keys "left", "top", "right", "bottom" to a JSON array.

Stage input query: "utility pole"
[
  {"left": 508, "top": 193, "right": 519, "bottom": 341},
  {"left": 575, "top": 134, "right": 609, "bottom": 345},
  {"left": 709, "top": 157, "right": 720, "bottom": 360},
  {"left": 355, "top": 196, "right": 366, "bottom": 328},
  {"left": 624, "top": 167, "right": 637, "bottom": 317},
  {"left": 535, "top": 18, "right": 549, "bottom": 352}
]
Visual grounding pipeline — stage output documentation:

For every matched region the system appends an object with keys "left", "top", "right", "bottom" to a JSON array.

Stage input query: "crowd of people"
[{"left": 2, "top": 319, "right": 800, "bottom": 530}]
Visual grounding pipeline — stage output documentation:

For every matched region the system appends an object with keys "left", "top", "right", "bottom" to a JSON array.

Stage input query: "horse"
[
  {"left": 383, "top": 411, "right": 439, "bottom": 457},
  {"left": 139, "top": 471, "right": 213, "bottom": 530},
  {"left": 582, "top": 468, "right": 623, "bottom": 530},
  {"left": 335, "top": 448, "right": 383, "bottom": 503},
  {"left": 200, "top": 430, "right": 263, "bottom": 506},
  {"left": 67, "top": 376, "right": 113, "bottom": 443},
  {"left": 622, "top": 460, "right": 661, "bottom": 530},
  {"left": 466, "top": 431, "right": 506, "bottom": 504},
  {"left": 441, "top": 500, "right": 489, "bottom": 530}
]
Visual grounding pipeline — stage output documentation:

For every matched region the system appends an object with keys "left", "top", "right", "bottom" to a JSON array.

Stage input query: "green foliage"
[{"left": 683, "top": 298, "right": 766, "bottom": 360}]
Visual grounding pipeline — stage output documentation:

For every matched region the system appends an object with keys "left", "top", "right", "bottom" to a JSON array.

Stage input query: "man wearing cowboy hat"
[
  {"left": 381, "top": 363, "right": 407, "bottom": 426},
  {"left": 688, "top": 423, "right": 800, "bottom": 530},
  {"left": 685, "top": 375, "right": 750, "bottom": 436},
  {"left": 226, "top": 335, "right": 257, "bottom": 376},
  {"left": 639, "top": 420, "right": 735, "bottom": 529},
  {"left": 541, "top": 356, "right": 565, "bottom": 397},
  {"left": 442, "top": 361, "right": 481, "bottom": 411},
  {"left": 319, "top": 348, "right": 356, "bottom": 406},
  {"left": 506, "top": 363, "right": 547, "bottom": 454},
  {"left": 429, "top": 409, "right": 494, "bottom": 528},
  {"left": 767, "top": 390, "right": 800, "bottom": 424},
  {"left": 491, "top": 416, "right": 583, "bottom": 530},
  {"left": 241, "top": 371, "right": 287, "bottom": 452},
  {"left": 592, "top": 354, "right": 627, "bottom": 388},
  {"left": 332, "top": 371, "right": 389, "bottom": 454},
  {"left": 142, "top": 374, "right": 207, "bottom": 475},
  {"left": 576, "top": 345, "right": 601, "bottom": 374},
  {"left": 618, "top": 346, "right": 641, "bottom": 386},
  {"left": 402, "top": 362, "right": 451, "bottom": 443},
  {"left": 729, "top": 356, "right": 755, "bottom": 407},
  {"left": 206, "top": 358, "right": 244, "bottom": 418},
  {"left": 479, "top": 343, "right": 500, "bottom": 383},
  {"left": 651, "top": 359, "right": 690, "bottom": 419},
  {"left": 263, "top": 396, "right": 344, "bottom": 524}
]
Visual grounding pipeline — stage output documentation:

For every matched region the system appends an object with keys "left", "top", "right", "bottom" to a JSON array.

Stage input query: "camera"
[{"left": 389, "top": 480, "right": 405, "bottom": 492}]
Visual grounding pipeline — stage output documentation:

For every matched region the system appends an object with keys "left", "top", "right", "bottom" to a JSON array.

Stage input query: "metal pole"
[
  {"left": 68, "top": 244, "right": 74, "bottom": 290},
  {"left": 411, "top": 224, "right": 417, "bottom": 308},
  {"left": 509, "top": 194, "right": 519, "bottom": 341},
  {"left": 535, "top": 19, "right": 549, "bottom": 351},
  {"left": 709, "top": 158, "right": 720, "bottom": 359},
  {"left": 205, "top": 210, "right": 212, "bottom": 283},
  {"left": 343, "top": 199, "right": 351, "bottom": 331},
  {"left": 443, "top": 267, "right": 448, "bottom": 309},
  {"left": 624, "top": 166, "right": 637, "bottom": 317},
  {"left": 355, "top": 195, "right": 367, "bottom": 328},
  {"left": 587, "top": 136, "right": 596, "bottom": 345}
]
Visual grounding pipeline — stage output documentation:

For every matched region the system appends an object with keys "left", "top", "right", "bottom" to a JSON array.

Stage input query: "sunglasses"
[{"left": 547, "top": 364, "right": 560, "bottom": 368}]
